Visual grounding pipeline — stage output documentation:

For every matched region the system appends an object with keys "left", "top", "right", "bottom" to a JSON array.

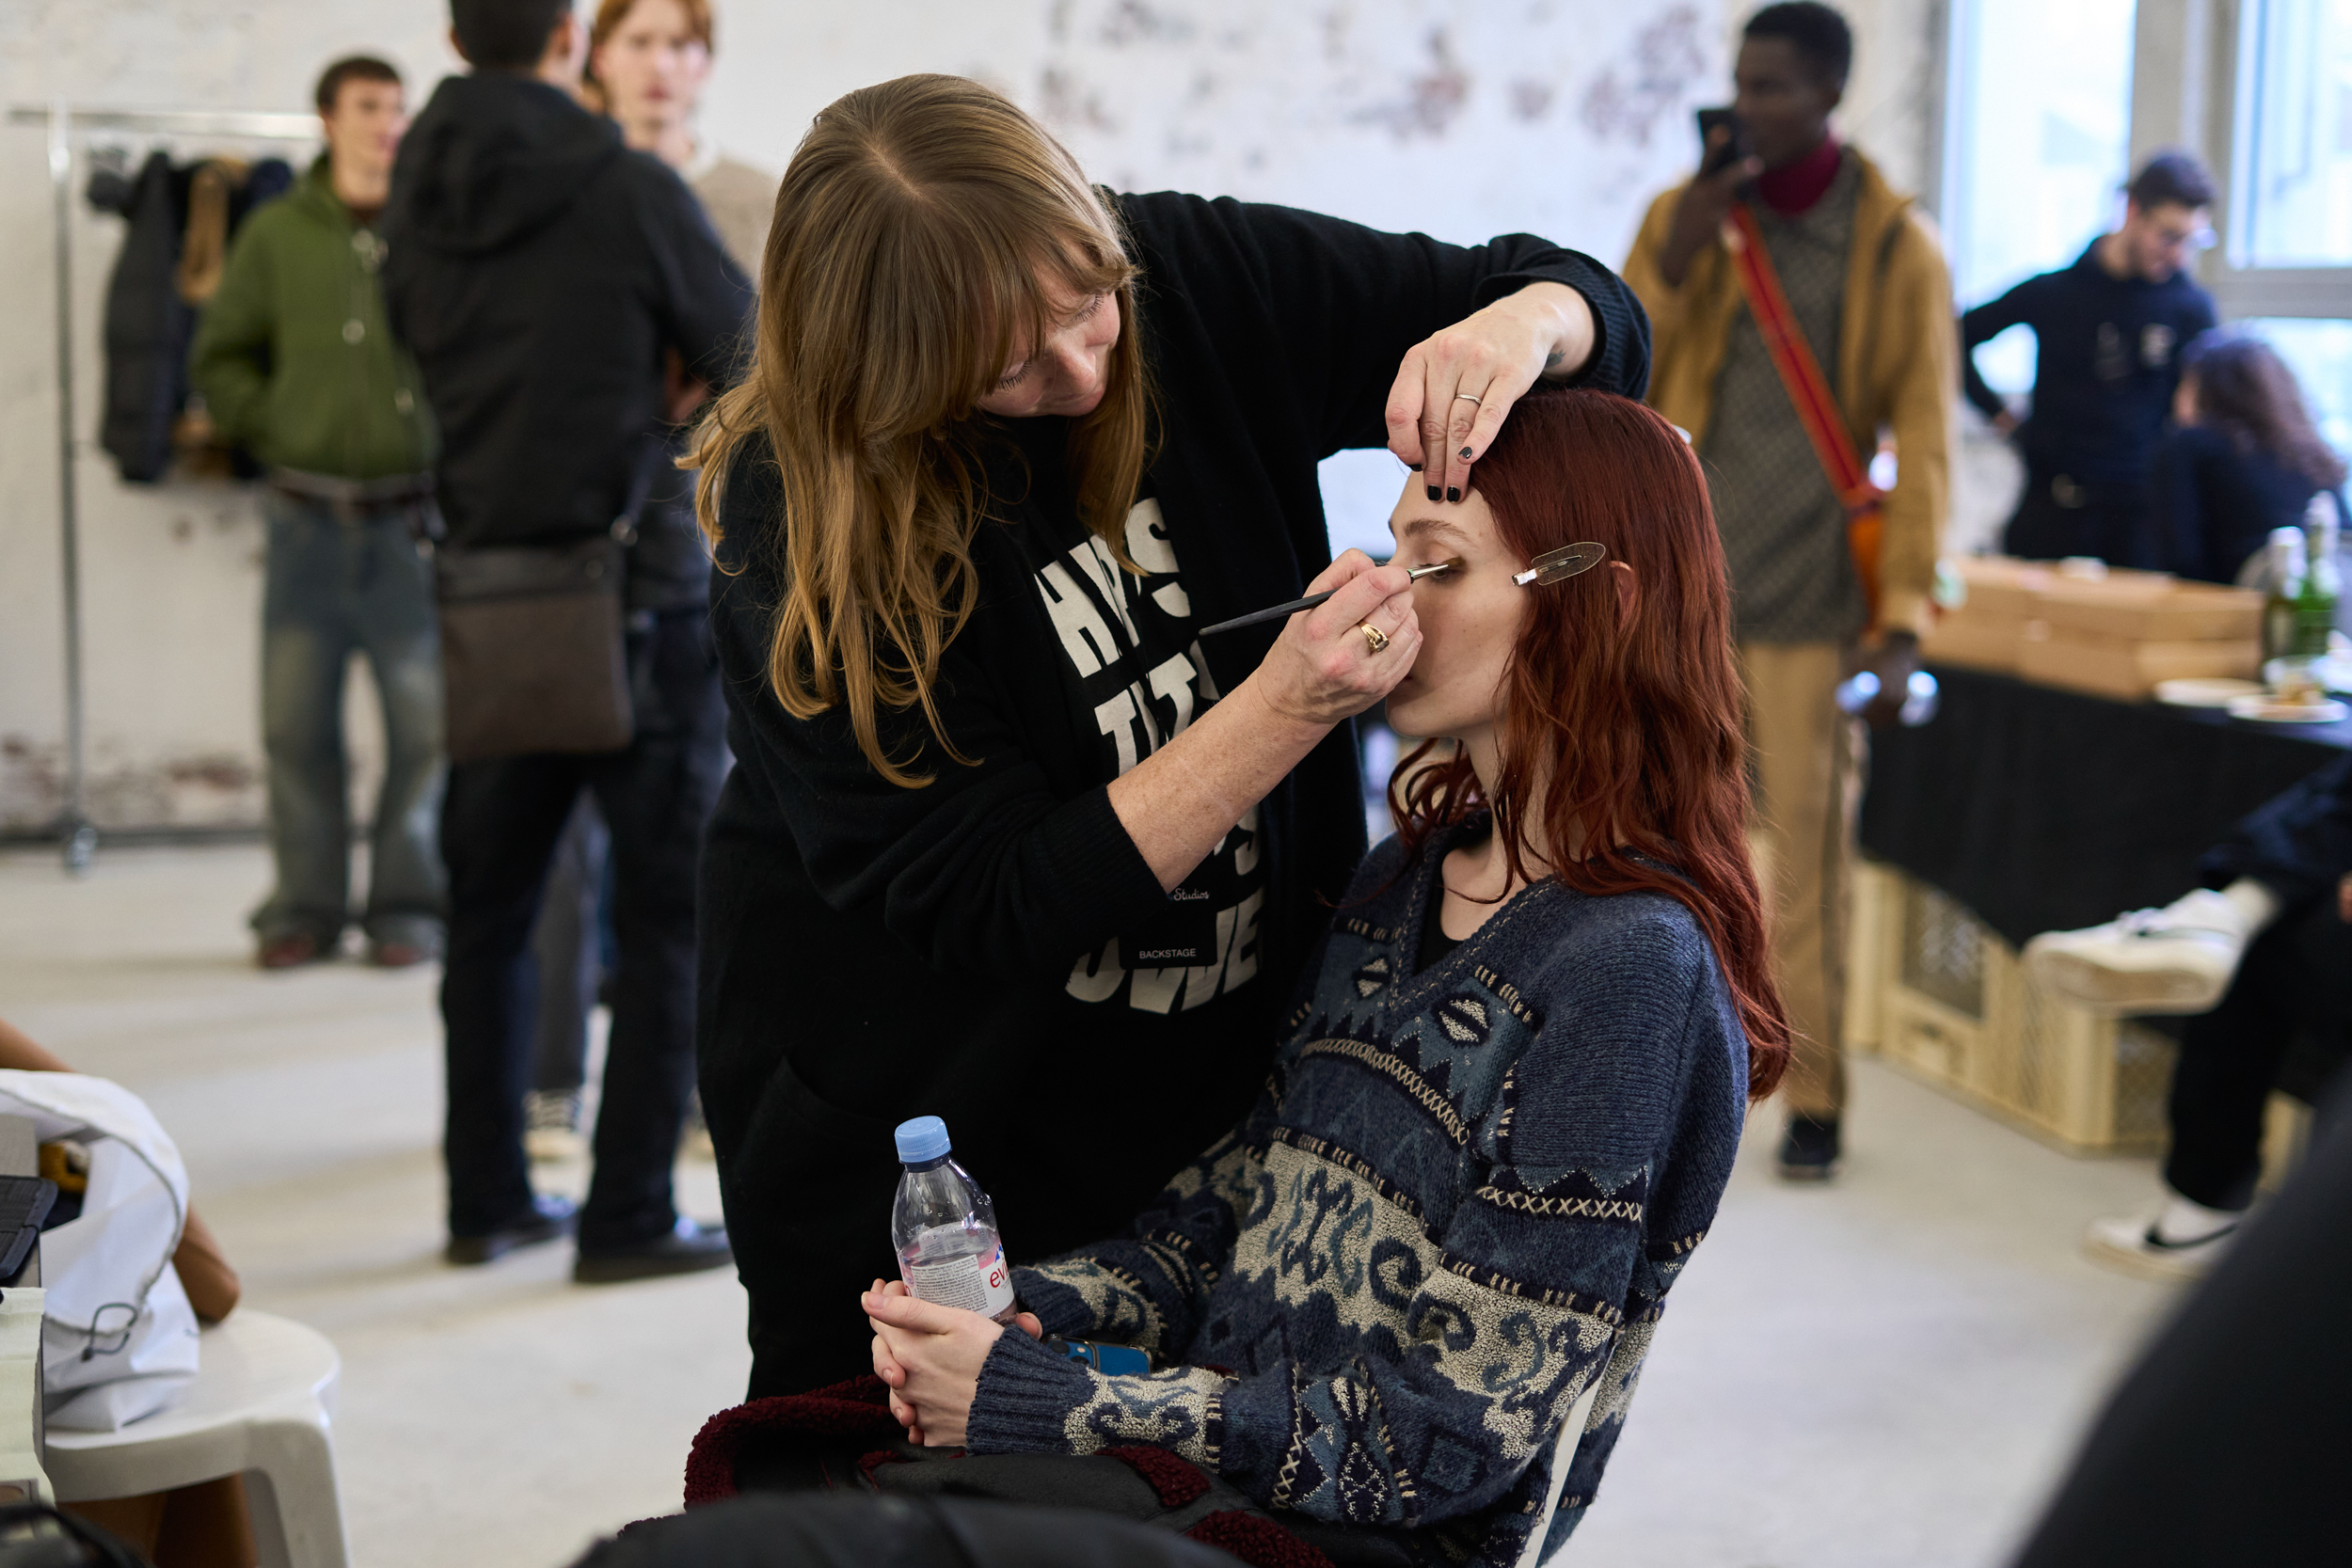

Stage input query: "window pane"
[
  {"left": 1946, "top": 0, "right": 2140, "bottom": 394},
  {"left": 2239, "top": 0, "right": 2352, "bottom": 266},
  {"left": 2241, "top": 317, "right": 2352, "bottom": 453}
]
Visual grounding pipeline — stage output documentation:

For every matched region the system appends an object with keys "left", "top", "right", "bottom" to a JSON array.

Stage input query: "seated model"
[
  {"left": 861, "top": 388, "right": 1789, "bottom": 1564},
  {"left": 2026, "top": 753, "right": 2352, "bottom": 1279}
]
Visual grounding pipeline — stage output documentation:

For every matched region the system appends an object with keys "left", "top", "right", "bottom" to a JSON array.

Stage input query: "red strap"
[{"left": 1724, "top": 203, "right": 1885, "bottom": 630}]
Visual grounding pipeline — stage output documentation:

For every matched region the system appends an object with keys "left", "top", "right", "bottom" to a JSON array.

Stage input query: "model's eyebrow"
[{"left": 1393, "top": 515, "right": 1470, "bottom": 546}]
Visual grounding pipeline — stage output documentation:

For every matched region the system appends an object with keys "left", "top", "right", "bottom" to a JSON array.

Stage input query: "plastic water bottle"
[{"left": 891, "top": 1117, "right": 1019, "bottom": 1323}]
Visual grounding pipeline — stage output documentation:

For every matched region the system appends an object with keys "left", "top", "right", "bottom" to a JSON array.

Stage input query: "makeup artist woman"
[{"left": 691, "top": 73, "right": 1649, "bottom": 1396}]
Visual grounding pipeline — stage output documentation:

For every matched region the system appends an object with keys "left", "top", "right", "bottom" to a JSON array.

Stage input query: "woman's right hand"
[{"left": 1250, "top": 549, "right": 1422, "bottom": 728}]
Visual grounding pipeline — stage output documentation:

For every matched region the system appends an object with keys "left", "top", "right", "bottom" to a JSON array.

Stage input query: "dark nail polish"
[
  {"left": 1445, "top": 486, "right": 1461, "bottom": 503},
  {"left": 1458, "top": 446, "right": 1472, "bottom": 460},
  {"left": 1426, "top": 485, "right": 1441, "bottom": 502}
]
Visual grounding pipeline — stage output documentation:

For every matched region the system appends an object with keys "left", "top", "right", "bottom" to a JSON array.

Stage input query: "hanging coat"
[{"left": 87, "top": 151, "right": 292, "bottom": 483}]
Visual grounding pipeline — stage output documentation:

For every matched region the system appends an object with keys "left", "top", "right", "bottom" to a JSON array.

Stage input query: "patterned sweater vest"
[{"left": 969, "top": 824, "right": 1752, "bottom": 1564}]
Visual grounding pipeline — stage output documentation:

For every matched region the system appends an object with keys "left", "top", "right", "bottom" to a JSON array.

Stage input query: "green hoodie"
[{"left": 190, "top": 157, "right": 437, "bottom": 480}]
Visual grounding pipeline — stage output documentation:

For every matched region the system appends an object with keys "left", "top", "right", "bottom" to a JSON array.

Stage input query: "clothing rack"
[{"left": 7, "top": 103, "right": 319, "bottom": 870}]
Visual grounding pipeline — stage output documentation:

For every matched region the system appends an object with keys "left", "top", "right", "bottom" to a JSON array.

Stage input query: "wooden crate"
[
  {"left": 1847, "top": 862, "right": 2313, "bottom": 1179},
  {"left": 1846, "top": 863, "right": 2173, "bottom": 1153}
]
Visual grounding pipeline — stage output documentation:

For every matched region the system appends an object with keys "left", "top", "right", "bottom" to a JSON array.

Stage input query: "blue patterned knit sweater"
[{"left": 968, "top": 822, "right": 1751, "bottom": 1563}]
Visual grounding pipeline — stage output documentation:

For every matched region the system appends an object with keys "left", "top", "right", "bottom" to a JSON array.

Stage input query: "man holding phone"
[{"left": 1623, "top": 2, "right": 1956, "bottom": 1181}]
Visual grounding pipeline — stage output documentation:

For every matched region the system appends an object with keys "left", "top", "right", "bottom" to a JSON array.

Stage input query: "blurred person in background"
[
  {"left": 2026, "top": 755, "right": 2352, "bottom": 1278},
  {"left": 190, "top": 55, "right": 444, "bottom": 973},
  {"left": 1623, "top": 1, "right": 1955, "bottom": 1181},
  {"left": 1962, "top": 151, "right": 2219, "bottom": 566},
  {"left": 588, "top": 0, "right": 771, "bottom": 272},
  {"left": 384, "top": 0, "right": 750, "bottom": 1280},
  {"left": 521, "top": 0, "right": 772, "bottom": 1163},
  {"left": 2156, "top": 330, "right": 2348, "bottom": 585}
]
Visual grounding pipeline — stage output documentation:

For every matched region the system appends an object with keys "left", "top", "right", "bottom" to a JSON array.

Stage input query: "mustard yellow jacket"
[{"left": 1623, "top": 147, "right": 1956, "bottom": 637}]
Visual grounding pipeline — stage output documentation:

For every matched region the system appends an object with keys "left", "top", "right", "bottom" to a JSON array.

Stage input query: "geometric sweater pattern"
[{"left": 969, "top": 823, "right": 1752, "bottom": 1563}]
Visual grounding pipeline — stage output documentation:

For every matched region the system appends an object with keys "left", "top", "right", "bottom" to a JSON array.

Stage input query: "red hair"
[{"left": 1387, "top": 388, "right": 1789, "bottom": 1100}]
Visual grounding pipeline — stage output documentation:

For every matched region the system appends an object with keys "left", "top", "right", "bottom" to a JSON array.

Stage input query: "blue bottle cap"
[{"left": 895, "top": 1116, "right": 951, "bottom": 1163}]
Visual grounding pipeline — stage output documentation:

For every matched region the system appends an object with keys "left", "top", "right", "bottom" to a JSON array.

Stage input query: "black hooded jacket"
[{"left": 382, "top": 72, "right": 751, "bottom": 549}]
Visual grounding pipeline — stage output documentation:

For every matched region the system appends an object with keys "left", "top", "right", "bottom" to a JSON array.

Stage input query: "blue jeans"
[{"left": 254, "top": 490, "right": 448, "bottom": 951}]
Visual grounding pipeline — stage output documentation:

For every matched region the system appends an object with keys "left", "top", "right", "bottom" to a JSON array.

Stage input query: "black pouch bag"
[
  {"left": 434, "top": 439, "right": 671, "bottom": 764},
  {"left": 436, "top": 533, "right": 633, "bottom": 763}
]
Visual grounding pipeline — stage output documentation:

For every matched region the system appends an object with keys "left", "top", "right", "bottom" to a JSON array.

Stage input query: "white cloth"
[{"left": 0, "top": 1070, "right": 199, "bottom": 1430}]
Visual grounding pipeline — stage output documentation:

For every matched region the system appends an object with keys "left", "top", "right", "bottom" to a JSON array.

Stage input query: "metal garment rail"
[{"left": 6, "top": 103, "right": 318, "bottom": 870}]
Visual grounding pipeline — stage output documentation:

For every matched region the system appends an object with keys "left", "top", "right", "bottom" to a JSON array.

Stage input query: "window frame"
[{"left": 2140, "top": 0, "right": 2352, "bottom": 319}]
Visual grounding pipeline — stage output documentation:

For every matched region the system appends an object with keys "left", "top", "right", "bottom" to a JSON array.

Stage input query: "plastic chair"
[{"left": 43, "top": 1310, "right": 347, "bottom": 1568}]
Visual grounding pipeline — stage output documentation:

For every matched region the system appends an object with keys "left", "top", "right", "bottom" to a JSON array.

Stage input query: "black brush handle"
[
  {"left": 1198, "top": 589, "right": 1337, "bottom": 637},
  {"left": 1198, "top": 560, "right": 1456, "bottom": 637}
]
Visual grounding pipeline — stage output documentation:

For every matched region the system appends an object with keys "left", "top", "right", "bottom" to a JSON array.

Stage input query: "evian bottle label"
[{"left": 903, "top": 1228, "right": 1016, "bottom": 1318}]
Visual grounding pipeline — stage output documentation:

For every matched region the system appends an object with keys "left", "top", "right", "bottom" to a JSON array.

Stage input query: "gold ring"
[{"left": 1358, "top": 622, "right": 1391, "bottom": 655}]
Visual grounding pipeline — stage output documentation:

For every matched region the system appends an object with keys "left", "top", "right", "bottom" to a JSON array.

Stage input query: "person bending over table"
[
  {"left": 859, "top": 390, "right": 1787, "bottom": 1565},
  {"left": 2154, "top": 329, "right": 2349, "bottom": 586},
  {"left": 688, "top": 74, "right": 1650, "bottom": 1399}
]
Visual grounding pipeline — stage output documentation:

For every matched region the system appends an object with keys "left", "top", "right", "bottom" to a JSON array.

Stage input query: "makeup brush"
[
  {"left": 1197, "top": 558, "right": 1462, "bottom": 636},
  {"left": 1513, "top": 542, "right": 1607, "bottom": 586}
]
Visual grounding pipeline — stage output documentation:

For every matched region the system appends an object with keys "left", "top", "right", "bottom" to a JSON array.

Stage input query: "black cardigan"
[{"left": 696, "top": 190, "right": 1649, "bottom": 1395}]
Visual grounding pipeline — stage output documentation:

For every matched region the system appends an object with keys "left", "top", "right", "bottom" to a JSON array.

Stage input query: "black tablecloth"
[{"left": 1860, "top": 665, "right": 2352, "bottom": 949}]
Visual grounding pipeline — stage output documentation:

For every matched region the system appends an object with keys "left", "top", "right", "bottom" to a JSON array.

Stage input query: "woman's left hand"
[
  {"left": 866, "top": 1279, "right": 1041, "bottom": 1449},
  {"left": 1386, "top": 281, "right": 1597, "bottom": 503}
]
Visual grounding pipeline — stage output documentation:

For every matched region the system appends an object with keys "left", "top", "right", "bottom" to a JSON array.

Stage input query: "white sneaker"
[
  {"left": 2083, "top": 1196, "right": 2241, "bottom": 1282},
  {"left": 2023, "top": 888, "right": 2250, "bottom": 1014},
  {"left": 523, "top": 1088, "right": 587, "bottom": 1164}
]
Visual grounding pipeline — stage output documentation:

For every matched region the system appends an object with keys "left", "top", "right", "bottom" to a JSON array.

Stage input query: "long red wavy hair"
[{"left": 1387, "top": 388, "right": 1789, "bottom": 1101}]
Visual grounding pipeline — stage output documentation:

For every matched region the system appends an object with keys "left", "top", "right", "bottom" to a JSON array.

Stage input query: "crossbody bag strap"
[{"left": 1724, "top": 201, "right": 1884, "bottom": 632}]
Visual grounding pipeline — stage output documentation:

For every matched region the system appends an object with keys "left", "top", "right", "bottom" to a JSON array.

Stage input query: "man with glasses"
[{"left": 1962, "top": 150, "right": 2219, "bottom": 565}]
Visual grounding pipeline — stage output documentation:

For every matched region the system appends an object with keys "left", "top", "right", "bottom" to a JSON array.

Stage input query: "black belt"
[
  {"left": 2030, "top": 468, "right": 2149, "bottom": 511},
  {"left": 268, "top": 467, "right": 437, "bottom": 515}
]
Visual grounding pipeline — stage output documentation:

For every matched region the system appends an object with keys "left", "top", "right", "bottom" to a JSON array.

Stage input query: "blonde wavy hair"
[{"left": 686, "top": 74, "right": 1152, "bottom": 786}]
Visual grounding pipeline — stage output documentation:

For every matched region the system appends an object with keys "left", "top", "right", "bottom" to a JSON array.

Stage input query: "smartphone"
[{"left": 1695, "top": 106, "right": 1751, "bottom": 176}]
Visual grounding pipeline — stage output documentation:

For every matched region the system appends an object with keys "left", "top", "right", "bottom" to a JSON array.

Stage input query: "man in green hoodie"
[{"left": 193, "top": 55, "right": 446, "bottom": 972}]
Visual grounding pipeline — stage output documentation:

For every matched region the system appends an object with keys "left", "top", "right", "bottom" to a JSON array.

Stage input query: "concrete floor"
[{"left": 0, "top": 843, "right": 2185, "bottom": 1568}]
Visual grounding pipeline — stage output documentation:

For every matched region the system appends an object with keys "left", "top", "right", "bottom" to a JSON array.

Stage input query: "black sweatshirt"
[
  {"left": 695, "top": 190, "right": 1649, "bottom": 1396},
  {"left": 2156, "top": 424, "right": 2347, "bottom": 584},
  {"left": 381, "top": 73, "right": 751, "bottom": 549},
  {"left": 1961, "top": 241, "right": 2217, "bottom": 491}
]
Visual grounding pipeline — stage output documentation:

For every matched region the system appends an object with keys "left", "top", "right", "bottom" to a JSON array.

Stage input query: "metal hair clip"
[{"left": 1513, "top": 542, "right": 1607, "bottom": 587}]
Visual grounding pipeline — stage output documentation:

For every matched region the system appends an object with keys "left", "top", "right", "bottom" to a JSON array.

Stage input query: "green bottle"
[
  {"left": 2262, "top": 525, "right": 2308, "bottom": 665},
  {"left": 2294, "top": 493, "right": 2342, "bottom": 658}
]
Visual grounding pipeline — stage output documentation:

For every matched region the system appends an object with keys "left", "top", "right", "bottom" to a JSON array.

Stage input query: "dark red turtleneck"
[{"left": 1755, "top": 135, "right": 1842, "bottom": 216}]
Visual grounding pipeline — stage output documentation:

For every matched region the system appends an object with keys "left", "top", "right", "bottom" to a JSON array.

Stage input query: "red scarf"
[{"left": 1755, "top": 135, "right": 1841, "bottom": 215}]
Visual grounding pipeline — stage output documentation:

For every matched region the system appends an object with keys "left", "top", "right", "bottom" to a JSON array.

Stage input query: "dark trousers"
[
  {"left": 2163, "top": 911, "right": 2350, "bottom": 1211},
  {"left": 529, "top": 797, "right": 611, "bottom": 1096},
  {"left": 2165, "top": 755, "right": 2352, "bottom": 1211},
  {"left": 439, "top": 610, "right": 727, "bottom": 1246},
  {"left": 2001, "top": 470, "right": 2157, "bottom": 568}
]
